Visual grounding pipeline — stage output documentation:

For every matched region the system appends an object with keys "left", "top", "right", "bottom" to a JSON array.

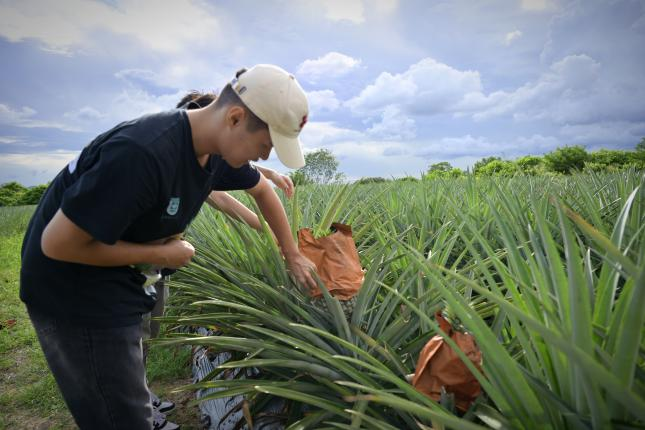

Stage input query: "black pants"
[{"left": 28, "top": 307, "right": 153, "bottom": 429}]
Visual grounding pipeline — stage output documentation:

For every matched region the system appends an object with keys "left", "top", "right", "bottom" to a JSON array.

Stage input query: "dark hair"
[
  {"left": 213, "top": 68, "right": 268, "bottom": 133},
  {"left": 177, "top": 69, "right": 268, "bottom": 133},
  {"left": 175, "top": 90, "right": 216, "bottom": 109}
]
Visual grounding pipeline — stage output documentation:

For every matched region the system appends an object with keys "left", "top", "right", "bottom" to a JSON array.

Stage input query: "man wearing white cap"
[{"left": 20, "top": 64, "right": 317, "bottom": 429}]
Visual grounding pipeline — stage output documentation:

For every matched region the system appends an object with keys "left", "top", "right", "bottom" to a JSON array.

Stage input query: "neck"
[{"left": 186, "top": 108, "right": 221, "bottom": 167}]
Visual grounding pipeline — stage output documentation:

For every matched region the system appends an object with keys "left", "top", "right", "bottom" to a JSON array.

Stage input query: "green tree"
[
  {"left": 476, "top": 159, "right": 518, "bottom": 176},
  {"left": 628, "top": 150, "right": 645, "bottom": 169},
  {"left": 290, "top": 149, "right": 342, "bottom": 185},
  {"left": 396, "top": 176, "right": 419, "bottom": 182},
  {"left": 589, "top": 149, "right": 630, "bottom": 166},
  {"left": 472, "top": 156, "right": 501, "bottom": 175},
  {"left": 584, "top": 149, "right": 630, "bottom": 172},
  {"left": 18, "top": 184, "right": 48, "bottom": 205},
  {"left": 356, "top": 177, "right": 387, "bottom": 184},
  {"left": 636, "top": 137, "right": 645, "bottom": 152},
  {"left": 544, "top": 146, "right": 589, "bottom": 174},
  {"left": 289, "top": 170, "right": 310, "bottom": 186},
  {"left": 0, "top": 182, "right": 27, "bottom": 206},
  {"left": 515, "top": 155, "right": 544, "bottom": 175},
  {"left": 424, "top": 162, "right": 464, "bottom": 180},
  {"left": 427, "top": 161, "right": 452, "bottom": 173}
]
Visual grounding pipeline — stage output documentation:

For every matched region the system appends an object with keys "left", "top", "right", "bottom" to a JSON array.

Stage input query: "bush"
[
  {"left": 0, "top": 182, "right": 27, "bottom": 207},
  {"left": 396, "top": 176, "right": 419, "bottom": 182},
  {"left": 356, "top": 177, "right": 387, "bottom": 184},
  {"left": 472, "top": 156, "right": 501, "bottom": 175},
  {"left": 515, "top": 155, "right": 545, "bottom": 175},
  {"left": 18, "top": 184, "right": 48, "bottom": 205},
  {"left": 424, "top": 162, "right": 464, "bottom": 180},
  {"left": 589, "top": 149, "right": 630, "bottom": 166},
  {"left": 628, "top": 150, "right": 645, "bottom": 169},
  {"left": 544, "top": 146, "right": 589, "bottom": 174},
  {"left": 476, "top": 160, "right": 517, "bottom": 177}
]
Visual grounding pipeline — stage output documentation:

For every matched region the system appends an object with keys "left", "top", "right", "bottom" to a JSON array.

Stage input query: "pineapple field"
[{"left": 154, "top": 169, "right": 645, "bottom": 429}]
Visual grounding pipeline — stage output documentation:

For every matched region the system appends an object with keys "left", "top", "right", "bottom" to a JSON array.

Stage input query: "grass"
[
  {"left": 0, "top": 206, "right": 74, "bottom": 429},
  {"left": 0, "top": 206, "right": 199, "bottom": 429}
]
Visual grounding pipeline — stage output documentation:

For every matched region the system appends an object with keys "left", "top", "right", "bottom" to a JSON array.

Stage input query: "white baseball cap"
[{"left": 231, "top": 64, "right": 308, "bottom": 169}]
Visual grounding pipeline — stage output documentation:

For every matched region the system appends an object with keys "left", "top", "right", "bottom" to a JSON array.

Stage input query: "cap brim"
[{"left": 269, "top": 125, "right": 305, "bottom": 169}]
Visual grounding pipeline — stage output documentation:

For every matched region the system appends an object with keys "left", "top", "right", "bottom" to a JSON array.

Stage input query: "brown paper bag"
[
  {"left": 297, "top": 223, "right": 363, "bottom": 300},
  {"left": 412, "top": 312, "right": 482, "bottom": 411}
]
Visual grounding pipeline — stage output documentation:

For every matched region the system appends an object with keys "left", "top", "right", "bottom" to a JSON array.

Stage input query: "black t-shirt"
[{"left": 20, "top": 110, "right": 260, "bottom": 328}]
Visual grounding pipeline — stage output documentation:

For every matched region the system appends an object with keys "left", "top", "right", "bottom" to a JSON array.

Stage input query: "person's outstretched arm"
[
  {"left": 254, "top": 165, "right": 294, "bottom": 198},
  {"left": 245, "top": 175, "right": 317, "bottom": 291},
  {"left": 206, "top": 191, "right": 262, "bottom": 231}
]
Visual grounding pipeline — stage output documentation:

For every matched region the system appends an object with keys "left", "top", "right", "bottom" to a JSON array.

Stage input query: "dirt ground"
[{"left": 150, "top": 378, "right": 203, "bottom": 429}]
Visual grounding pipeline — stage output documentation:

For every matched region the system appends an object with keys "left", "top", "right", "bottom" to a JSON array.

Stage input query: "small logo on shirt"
[
  {"left": 68, "top": 153, "right": 81, "bottom": 174},
  {"left": 166, "top": 197, "right": 180, "bottom": 216}
]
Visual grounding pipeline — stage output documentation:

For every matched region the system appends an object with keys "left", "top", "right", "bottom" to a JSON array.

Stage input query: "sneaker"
[
  {"left": 151, "top": 390, "right": 176, "bottom": 414},
  {"left": 153, "top": 408, "right": 180, "bottom": 430}
]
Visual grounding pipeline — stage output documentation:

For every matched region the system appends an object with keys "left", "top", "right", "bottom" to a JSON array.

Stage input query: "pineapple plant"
[{"left": 157, "top": 171, "right": 645, "bottom": 429}]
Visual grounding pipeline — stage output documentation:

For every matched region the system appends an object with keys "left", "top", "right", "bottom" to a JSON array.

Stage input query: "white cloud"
[
  {"left": 520, "top": 0, "right": 554, "bottom": 11},
  {"left": 559, "top": 121, "right": 645, "bottom": 148},
  {"left": 321, "top": 0, "right": 364, "bottom": 24},
  {"left": 114, "top": 65, "right": 229, "bottom": 98},
  {"left": 317, "top": 0, "right": 398, "bottom": 24},
  {"left": 505, "top": 30, "right": 523, "bottom": 45},
  {"left": 0, "top": 136, "right": 24, "bottom": 145},
  {"left": 372, "top": 0, "right": 399, "bottom": 15},
  {"left": 297, "top": 52, "right": 362, "bottom": 83},
  {"left": 346, "top": 57, "right": 482, "bottom": 115},
  {"left": 306, "top": 90, "right": 340, "bottom": 113},
  {"left": 107, "top": 89, "right": 184, "bottom": 123},
  {"left": 59, "top": 88, "right": 186, "bottom": 133},
  {"left": 63, "top": 106, "right": 105, "bottom": 121},
  {"left": 471, "top": 54, "right": 645, "bottom": 124},
  {"left": 115, "top": 69, "right": 160, "bottom": 85},
  {"left": 0, "top": 0, "right": 220, "bottom": 54},
  {"left": 0, "top": 103, "right": 80, "bottom": 131},
  {"left": 366, "top": 106, "right": 416, "bottom": 140},
  {"left": 300, "top": 121, "right": 365, "bottom": 149},
  {"left": 0, "top": 150, "right": 80, "bottom": 186},
  {"left": 414, "top": 134, "right": 561, "bottom": 159}
]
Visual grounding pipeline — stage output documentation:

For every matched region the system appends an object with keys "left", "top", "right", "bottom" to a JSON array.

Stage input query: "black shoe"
[
  {"left": 151, "top": 390, "right": 176, "bottom": 414},
  {"left": 155, "top": 420, "right": 180, "bottom": 430},
  {"left": 153, "top": 408, "right": 180, "bottom": 430}
]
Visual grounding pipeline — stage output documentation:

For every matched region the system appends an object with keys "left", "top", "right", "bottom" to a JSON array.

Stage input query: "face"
[{"left": 220, "top": 108, "right": 273, "bottom": 168}]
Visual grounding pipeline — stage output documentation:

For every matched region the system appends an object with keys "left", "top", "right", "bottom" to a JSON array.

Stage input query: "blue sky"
[{"left": 1, "top": 0, "right": 644, "bottom": 185}]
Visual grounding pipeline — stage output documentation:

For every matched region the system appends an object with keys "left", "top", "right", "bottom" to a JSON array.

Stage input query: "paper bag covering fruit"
[
  {"left": 297, "top": 223, "right": 363, "bottom": 318},
  {"left": 412, "top": 312, "right": 482, "bottom": 412}
]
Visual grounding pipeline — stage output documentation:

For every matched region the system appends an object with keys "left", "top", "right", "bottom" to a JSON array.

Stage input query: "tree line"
[
  {"left": 423, "top": 141, "right": 645, "bottom": 180},
  {"left": 0, "top": 182, "right": 48, "bottom": 207},
  {"left": 2, "top": 140, "right": 644, "bottom": 206}
]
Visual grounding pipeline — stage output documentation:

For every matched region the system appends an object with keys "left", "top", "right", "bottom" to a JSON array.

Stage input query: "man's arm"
[
  {"left": 206, "top": 191, "right": 262, "bottom": 231},
  {"left": 245, "top": 175, "right": 317, "bottom": 291},
  {"left": 41, "top": 209, "right": 194, "bottom": 269},
  {"left": 254, "top": 165, "right": 294, "bottom": 198}
]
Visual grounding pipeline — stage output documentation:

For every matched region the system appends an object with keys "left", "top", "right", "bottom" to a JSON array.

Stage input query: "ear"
[{"left": 225, "top": 105, "right": 246, "bottom": 128}]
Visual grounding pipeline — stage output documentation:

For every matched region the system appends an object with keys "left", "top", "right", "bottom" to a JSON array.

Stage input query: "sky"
[{"left": 1, "top": 0, "right": 644, "bottom": 185}]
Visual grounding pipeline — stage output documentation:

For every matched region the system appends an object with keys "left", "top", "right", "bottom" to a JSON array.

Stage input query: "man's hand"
[
  {"left": 255, "top": 166, "right": 294, "bottom": 199},
  {"left": 285, "top": 251, "right": 317, "bottom": 293},
  {"left": 160, "top": 238, "right": 195, "bottom": 269},
  {"left": 41, "top": 209, "right": 194, "bottom": 268},
  {"left": 246, "top": 177, "right": 317, "bottom": 291},
  {"left": 270, "top": 173, "right": 294, "bottom": 199}
]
